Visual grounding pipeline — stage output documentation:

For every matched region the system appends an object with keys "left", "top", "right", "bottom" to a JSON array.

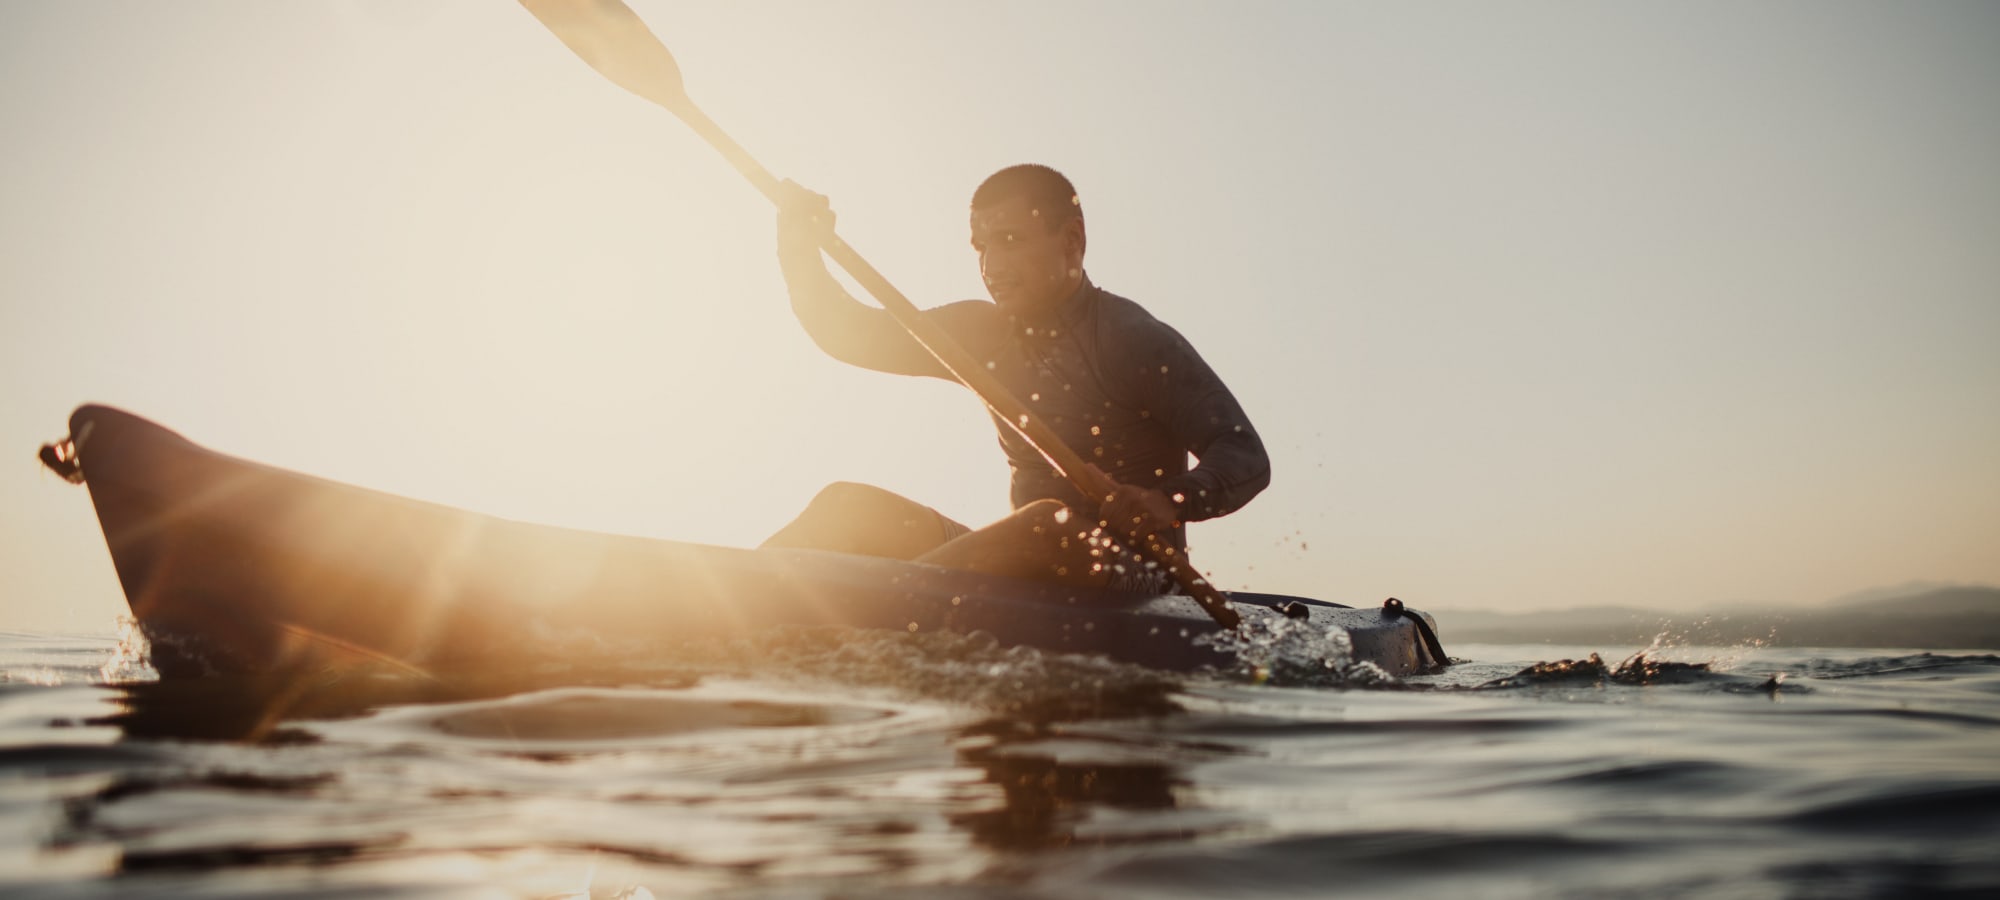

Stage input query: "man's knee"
[
  {"left": 765, "top": 482, "right": 886, "bottom": 550},
  {"left": 804, "top": 481, "right": 901, "bottom": 516},
  {"left": 767, "top": 481, "right": 959, "bottom": 558}
]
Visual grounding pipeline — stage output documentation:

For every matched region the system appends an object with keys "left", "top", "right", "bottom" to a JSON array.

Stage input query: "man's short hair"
[{"left": 971, "top": 164, "right": 1082, "bottom": 231}]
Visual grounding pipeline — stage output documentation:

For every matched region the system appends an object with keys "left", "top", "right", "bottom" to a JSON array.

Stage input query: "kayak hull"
[{"left": 56, "top": 405, "right": 1439, "bottom": 678}]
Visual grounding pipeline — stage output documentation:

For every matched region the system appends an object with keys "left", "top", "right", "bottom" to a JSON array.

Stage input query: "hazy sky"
[{"left": 3, "top": 1, "right": 1996, "bottom": 633}]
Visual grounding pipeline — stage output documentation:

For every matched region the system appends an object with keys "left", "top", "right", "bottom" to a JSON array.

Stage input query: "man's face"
[{"left": 970, "top": 195, "right": 1084, "bottom": 315}]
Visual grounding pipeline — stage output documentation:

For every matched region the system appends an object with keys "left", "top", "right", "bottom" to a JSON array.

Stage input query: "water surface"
[{"left": 2, "top": 626, "right": 1995, "bottom": 898}]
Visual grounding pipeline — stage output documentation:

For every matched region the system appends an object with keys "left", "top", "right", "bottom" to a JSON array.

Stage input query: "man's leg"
[
  {"left": 915, "top": 500, "right": 1117, "bottom": 588},
  {"left": 760, "top": 481, "right": 969, "bottom": 560}
]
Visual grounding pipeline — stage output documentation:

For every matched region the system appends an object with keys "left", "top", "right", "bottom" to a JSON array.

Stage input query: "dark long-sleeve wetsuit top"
[{"left": 780, "top": 242, "right": 1270, "bottom": 549}]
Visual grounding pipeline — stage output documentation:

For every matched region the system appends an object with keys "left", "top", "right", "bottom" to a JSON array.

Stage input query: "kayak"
[{"left": 42, "top": 405, "right": 1445, "bottom": 679}]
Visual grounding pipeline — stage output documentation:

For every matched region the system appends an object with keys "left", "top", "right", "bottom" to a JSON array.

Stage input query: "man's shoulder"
[
  {"left": 1088, "top": 285, "right": 1161, "bottom": 325},
  {"left": 1087, "top": 285, "right": 1194, "bottom": 353}
]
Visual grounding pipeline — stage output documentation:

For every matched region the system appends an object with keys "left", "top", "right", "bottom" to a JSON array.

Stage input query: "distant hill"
[
  {"left": 1823, "top": 581, "right": 1961, "bottom": 607},
  {"left": 1824, "top": 585, "right": 2000, "bottom": 615},
  {"left": 1431, "top": 585, "right": 2000, "bottom": 650}
]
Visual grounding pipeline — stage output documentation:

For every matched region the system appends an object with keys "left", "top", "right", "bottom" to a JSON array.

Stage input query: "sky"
[{"left": 2, "top": 1, "right": 1996, "bottom": 634}]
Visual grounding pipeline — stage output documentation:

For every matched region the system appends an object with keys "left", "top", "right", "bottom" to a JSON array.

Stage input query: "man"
[{"left": 761, "top": 164, "right": 1269, "bottom": 591}]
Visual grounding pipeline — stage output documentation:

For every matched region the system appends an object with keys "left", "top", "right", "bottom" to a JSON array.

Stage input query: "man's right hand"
[{"left": 777, "top": 180, "right": 836, "bottom": 249}]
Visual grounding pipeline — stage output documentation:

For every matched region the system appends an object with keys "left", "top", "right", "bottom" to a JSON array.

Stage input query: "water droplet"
[
  {"left": 1089, "top": 425, "right": 1101, "bottom": 436},
  {"left": 950, "top": 595, "right": 963, "bottom": 606},
  {"left": 906, "top": 622, "right": 919, "bottom": 632},
  {"left": 986, "top": 361, "right": 996, "bottom": 370},
  {"left": 1159, "top": 365, "right": 1169, "bottom": 374},
  {"left": 1030, "top": 392, "right": 1041, "bottom": 401},
  {"left": 1053, "top": 507, "right": 1071, "bottom": 524},
  {"left": 1172, "top": 492, "right": 1186, "bottom": 504}
]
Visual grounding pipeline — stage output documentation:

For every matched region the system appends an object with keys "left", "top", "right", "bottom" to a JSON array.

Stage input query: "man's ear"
[{"left": 1064, "top": 216, "right": 1087, "bottom": 258}]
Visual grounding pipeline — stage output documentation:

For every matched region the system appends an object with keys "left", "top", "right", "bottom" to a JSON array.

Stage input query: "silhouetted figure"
[{"left": 763, "top": 165, "right": 1269, "bottom": 590}]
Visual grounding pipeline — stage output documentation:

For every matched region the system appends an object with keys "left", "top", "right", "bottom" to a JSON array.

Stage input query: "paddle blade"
[{"left": 519, "top": 0, "right": 689, "bottom": 113}]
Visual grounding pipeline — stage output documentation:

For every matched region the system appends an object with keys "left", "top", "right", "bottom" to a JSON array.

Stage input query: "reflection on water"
[
  {"left": 955, "top": 743, "right": 1186, "bottom": 852},
  {"left": 88, "top": 647, "right": 1204, "bottom": 860}
]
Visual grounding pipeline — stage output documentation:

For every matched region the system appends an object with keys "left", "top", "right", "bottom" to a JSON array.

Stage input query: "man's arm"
[
  {"left": 1140, "top": 328, "right": 1272, "bottom": 523},
  {"left": 777, "top": 183, "right": 967, "bottom": 378},
  {"left": 1091, "top": 322, "right": 1269, "bottom": 540}
]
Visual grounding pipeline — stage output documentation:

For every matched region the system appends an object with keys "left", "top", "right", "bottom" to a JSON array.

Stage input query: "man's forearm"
[
  {"left": 1159, "top": 431, "right": 1271, "bottom": 522},
  {"left": 776, "top": 231, "right": 942, "bottom": 377}
]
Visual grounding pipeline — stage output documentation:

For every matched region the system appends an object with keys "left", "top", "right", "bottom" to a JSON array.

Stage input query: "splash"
[
  {"left": 1478, "top": 650, "right": 1718, "bottom": 689},
  {"left": 1194, "top": 613, "right": 1398, "bottom": 688},
  {"left": 99, "top": 617, "right": 159, "bottom": 684},
  {"left": 1623, "top": 616, "right": 1783, "bottom": 672}
]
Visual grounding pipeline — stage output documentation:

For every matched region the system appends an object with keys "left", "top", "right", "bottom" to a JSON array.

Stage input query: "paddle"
[{"left": 517, "top": 0, "right": 1241, "bottom": 629}]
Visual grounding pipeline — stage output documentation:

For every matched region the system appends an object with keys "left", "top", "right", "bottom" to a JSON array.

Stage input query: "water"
[{"left": 2, "top": 625, "right": 1996, "bottom": 898}]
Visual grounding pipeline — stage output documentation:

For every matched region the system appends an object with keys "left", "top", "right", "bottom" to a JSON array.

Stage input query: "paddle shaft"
[{"left": 520, "top": 0, "right": 1238, "bottom": 628}]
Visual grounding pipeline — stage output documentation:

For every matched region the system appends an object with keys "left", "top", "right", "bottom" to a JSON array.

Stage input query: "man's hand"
[
  {"left": 1101, "top": 484, "right": 1179, "bottom": 539},
  {"left": 776, "top": 180, "right": 835, "bottom": 247},
  {"left": 1081, "top": 463, "right": 1179, "bottom": 540}
]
